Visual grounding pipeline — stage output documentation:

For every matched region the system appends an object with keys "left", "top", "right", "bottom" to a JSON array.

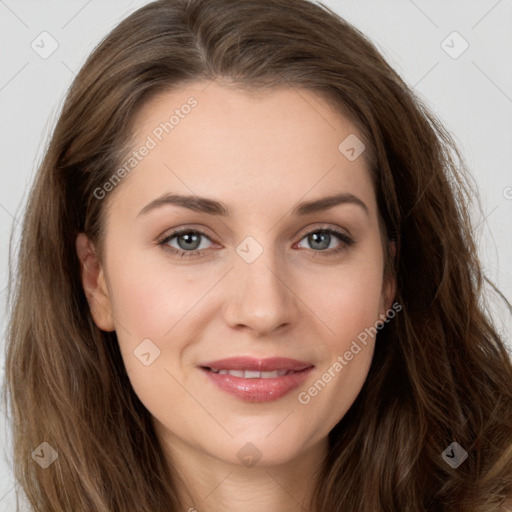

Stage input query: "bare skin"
[{"left": 76, "top": 79, "right": 396, "bottom": 512}]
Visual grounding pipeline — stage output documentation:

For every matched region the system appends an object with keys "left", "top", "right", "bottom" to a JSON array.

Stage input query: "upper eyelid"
[
  {"left": 159, "top": 226, "right": 216, "bottom": 244},
  {"left": 159, "top": 224, "right": 352, "bottom": 246}
]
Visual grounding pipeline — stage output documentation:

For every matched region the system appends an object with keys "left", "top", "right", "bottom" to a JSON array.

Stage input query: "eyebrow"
[{"left": 137, "top": 191, "right": 369, "bottom": 218}]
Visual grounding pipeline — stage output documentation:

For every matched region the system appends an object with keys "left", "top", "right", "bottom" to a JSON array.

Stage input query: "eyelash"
[{"left": 157, "top": 225, "right": 354, "bottom": 259}]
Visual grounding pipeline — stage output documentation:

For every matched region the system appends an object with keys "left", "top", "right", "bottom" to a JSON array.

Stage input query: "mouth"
[
  {"left": 202, "top": 367, "right": 299, "bottom": 378},
  {"left": 198, "top": 356, "right": 313, "bottom": 372},
  {"left": 198, "top": 364, "right": 314, "bottom": 403}
]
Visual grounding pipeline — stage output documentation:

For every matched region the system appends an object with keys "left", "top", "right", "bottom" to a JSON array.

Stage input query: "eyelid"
[
  {"left": 158, "top": 222, "right": 352, "bottom": 243},
  {"left": 157, "top": 222, "right": 355, "bottom": 258},
  {"left": 294, "top": 222, "right": 353, "bottom": 241},
  {"left": 156, "top": 224, "right": 217, "bottom": 243}
]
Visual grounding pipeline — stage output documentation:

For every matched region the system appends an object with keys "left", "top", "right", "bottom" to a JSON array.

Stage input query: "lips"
[{"left": 198, "top": 356, "right": 315, "bottom": 402}]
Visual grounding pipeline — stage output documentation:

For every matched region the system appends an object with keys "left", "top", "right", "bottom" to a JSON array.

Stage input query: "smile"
[
  {"left": 207, "top": 368, "right": 291, "bottom": 378},
  {"left": 199, "top": 366, "right": 314, "bottom": 402}
]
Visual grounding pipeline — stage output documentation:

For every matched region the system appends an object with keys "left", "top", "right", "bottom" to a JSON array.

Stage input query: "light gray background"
[{"left": 1, "top": 0, "right": 511, "bottom": 509}]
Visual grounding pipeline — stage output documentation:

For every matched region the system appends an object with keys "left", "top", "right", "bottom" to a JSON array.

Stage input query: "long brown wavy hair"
[{"left": 4, "top": 0, "right": 512, "bottom": 510}]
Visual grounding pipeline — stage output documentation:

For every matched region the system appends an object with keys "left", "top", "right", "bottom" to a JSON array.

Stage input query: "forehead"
[{"left": 106, "top": 80, "right": 376, "bottom": 221}]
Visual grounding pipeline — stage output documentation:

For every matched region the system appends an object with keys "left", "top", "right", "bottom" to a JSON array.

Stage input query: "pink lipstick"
[{"left": 198, "top": 356, "right": 314, "bottom": 403}]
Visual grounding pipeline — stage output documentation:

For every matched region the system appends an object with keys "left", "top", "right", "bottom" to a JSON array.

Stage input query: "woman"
[{"left": 4, "top": 0, "right": 512, "bottom": 510}]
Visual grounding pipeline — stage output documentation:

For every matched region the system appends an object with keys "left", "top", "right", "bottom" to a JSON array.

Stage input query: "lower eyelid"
[
  {"left": 160, "top": 231, "right": 215, "bottom": 251},
  {"left": 159, "top": 228, "right": 353, "bottom": 255},
  {"left": 296, "top": 230, "right": 353, "bottom": 254}
]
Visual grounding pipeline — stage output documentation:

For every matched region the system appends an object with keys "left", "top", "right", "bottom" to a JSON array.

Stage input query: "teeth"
[
  {"left": 209, "top": 368, "right": 290, "bottom": 378},
  {"left": 261, "top": 370, "right": 289, "bottom": 378}
]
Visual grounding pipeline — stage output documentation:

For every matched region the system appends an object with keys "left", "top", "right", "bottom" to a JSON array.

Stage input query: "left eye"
[
  {"left": 159, "top": 230, "right": 213, "bottom": 256},
  {"left": 158, "top": 227, "right": 353, "bottom": 258},
  {"left": 296, "top": 228, "right": 352, "bottom": 252}
]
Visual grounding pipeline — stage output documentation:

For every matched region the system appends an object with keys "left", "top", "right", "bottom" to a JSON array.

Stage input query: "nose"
[{"left": 223, "top": 242, "right": 300, "bottom": 336}]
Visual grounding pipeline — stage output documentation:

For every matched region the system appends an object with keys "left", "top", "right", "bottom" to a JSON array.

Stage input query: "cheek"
[
  {"left": 107, "top": 254, "right": 204, "bottom": 336},
  {"left": 308, "top": 246, "right": 385, "bottom": 344},
  {"left": 297, "top": 244, "right": 384, "bottom": 407},
  {"left": 105, "top": 257, "right": 204, "bottom": 411},
  {"left": 103, "top": 248, "right": 209, "bottom": 386}
]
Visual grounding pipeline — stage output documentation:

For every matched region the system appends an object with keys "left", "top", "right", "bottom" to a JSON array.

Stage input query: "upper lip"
[{"left": 199, "top": 356, "right": 314, "bottom": 372}]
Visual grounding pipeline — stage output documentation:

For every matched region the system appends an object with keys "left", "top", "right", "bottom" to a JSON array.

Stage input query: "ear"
[{"left": 75, "top": 233, "right": 115, "bottom": 332}]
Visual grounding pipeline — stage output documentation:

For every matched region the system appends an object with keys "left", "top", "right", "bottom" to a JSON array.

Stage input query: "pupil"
[
  {"left": 310, "top": 231, "right": 329, "bottom": 250},
  {"left": 179, "top": 232, "right": 200, "bottom": 250}
]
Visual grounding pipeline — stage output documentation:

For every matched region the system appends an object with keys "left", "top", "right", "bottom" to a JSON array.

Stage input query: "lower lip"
[{"left": 199, "top": 366, "right": 314, "bottom": 403}]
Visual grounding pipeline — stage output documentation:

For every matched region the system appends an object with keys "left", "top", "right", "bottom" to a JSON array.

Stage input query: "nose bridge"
[{"left": 225, "top": 233, "right": 296, "bottom": 333}]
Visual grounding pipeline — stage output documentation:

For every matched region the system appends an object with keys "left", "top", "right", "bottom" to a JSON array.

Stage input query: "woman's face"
[{"left": 78, "top": 80, "right": 395, "bottom": 468}]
